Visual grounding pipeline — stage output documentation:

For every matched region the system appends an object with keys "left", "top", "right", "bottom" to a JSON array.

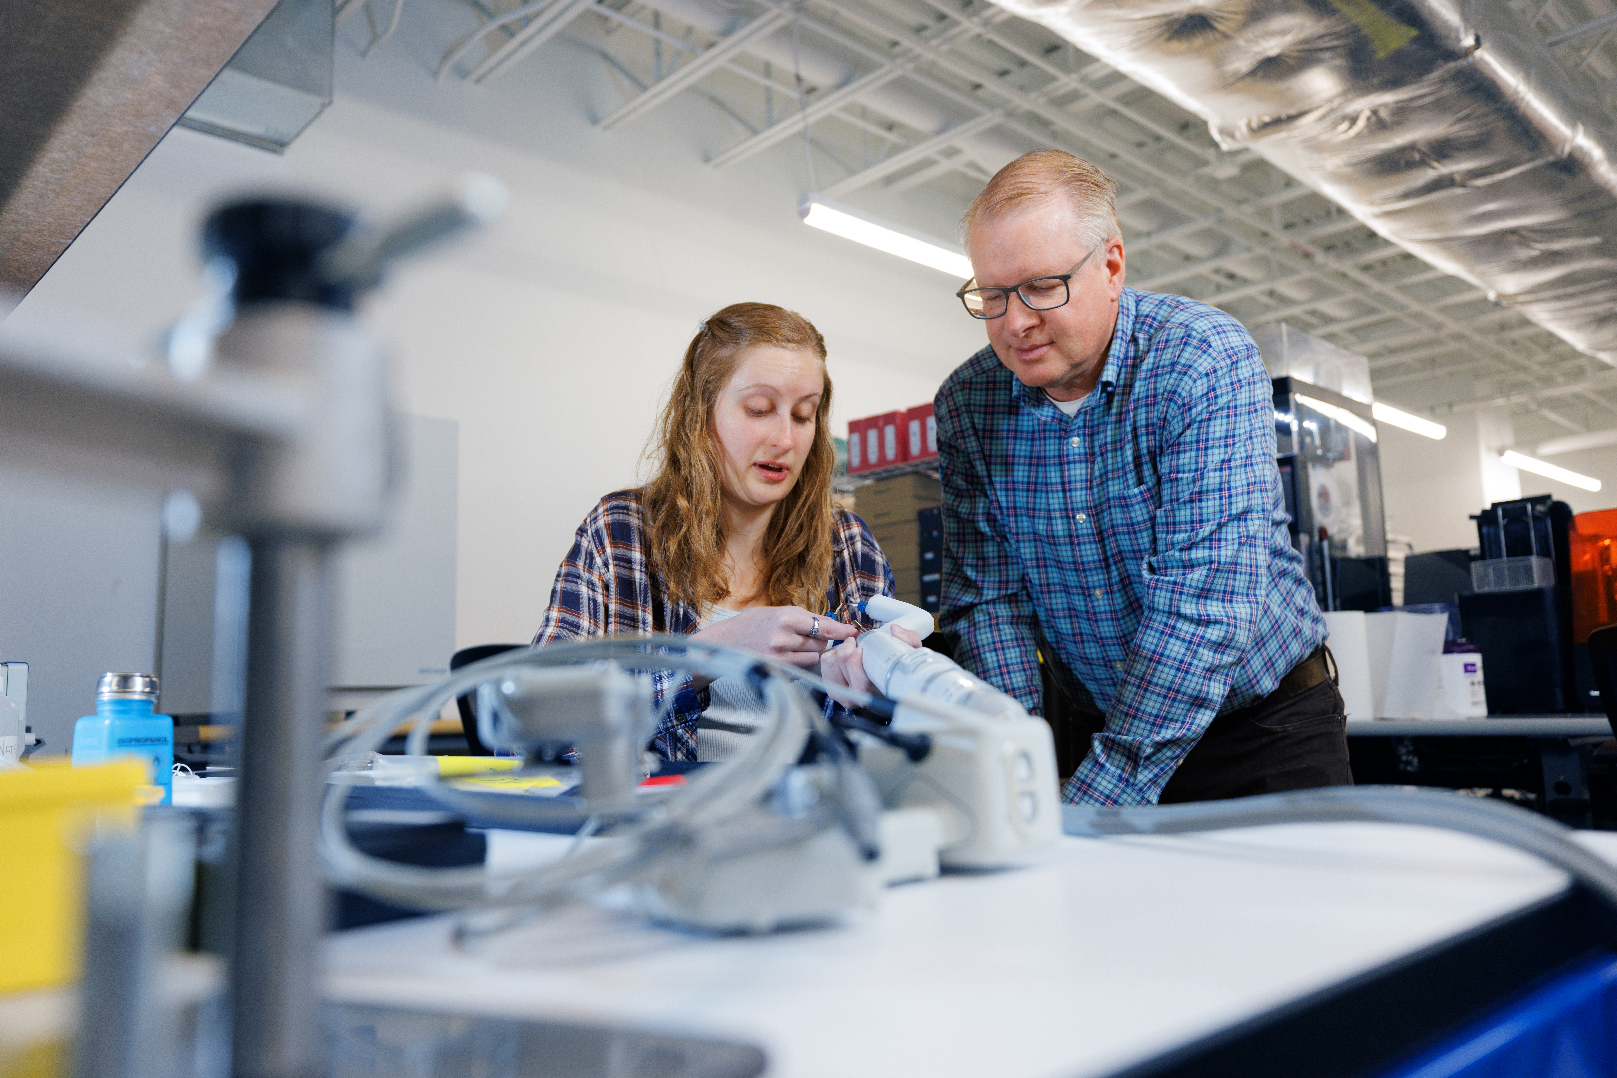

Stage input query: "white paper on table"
[
  {"left": 1322, "top": 611, "right": 1374, "bottom": 721},
  {"left": 1363, "top": 611, "right": 1449, "bottom": 719}
]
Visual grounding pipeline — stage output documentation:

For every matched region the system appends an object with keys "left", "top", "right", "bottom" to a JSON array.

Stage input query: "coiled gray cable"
[{"left": 1064, "top": 786, "right": 1617, "bottom": 909}]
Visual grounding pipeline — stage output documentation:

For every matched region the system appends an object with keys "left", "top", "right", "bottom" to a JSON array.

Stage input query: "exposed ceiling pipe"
[
  {"left": 1536, "top": 427, "right": 1617, "bottom": 457},
  {"left": 597, "top": 0, "right": 1043, "bottom": 185},
  {"left": 0, "top": 0, "right": 280, "bottom": 299},
  {"left": 628, "top": 0, "right": 960, "bottom": 132},
  {"left": 986, "top": 0, "right": 1617, "bottom": 366}
]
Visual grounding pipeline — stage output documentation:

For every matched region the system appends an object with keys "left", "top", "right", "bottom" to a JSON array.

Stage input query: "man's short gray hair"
[{"left": 962, "top": 150, "right": 1122, "bottom": 251}]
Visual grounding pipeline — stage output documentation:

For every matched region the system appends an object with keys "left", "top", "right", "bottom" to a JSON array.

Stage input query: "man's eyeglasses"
[{"left": 956, "top": 243, "right": 1102, "bottom": 320}]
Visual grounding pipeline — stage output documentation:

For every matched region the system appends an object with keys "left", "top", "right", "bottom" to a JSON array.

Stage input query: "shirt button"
[
  {"left": 1075, "top": 512, "right": 1087, "bottom": 523},
  {"left": 1114, "top": 662, "right": 1125, "bottom": 672},
  {"left": 1069, "top": 436, "right": 1080, "bottom": 448},
  {"left": 1092, "top": 588, "right": 1103, "bottom": 599}
]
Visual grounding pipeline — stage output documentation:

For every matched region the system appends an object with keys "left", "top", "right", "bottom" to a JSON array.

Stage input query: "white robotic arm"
[{"left": 843, "top": 596, "right": 1062, "bottom": 875}]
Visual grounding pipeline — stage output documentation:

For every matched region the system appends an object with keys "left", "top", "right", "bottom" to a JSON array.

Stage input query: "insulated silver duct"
[{"left": 990, "top": 0, "right": 1617, "bottom": 365}]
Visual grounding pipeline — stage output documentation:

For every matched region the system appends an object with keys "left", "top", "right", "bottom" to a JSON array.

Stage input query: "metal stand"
[
  {"left": 231, "top": 541, "right": 335, "bottom": 1078},
  {"left": 0, "top": 182, "right": 504, "bottom": 1078}
]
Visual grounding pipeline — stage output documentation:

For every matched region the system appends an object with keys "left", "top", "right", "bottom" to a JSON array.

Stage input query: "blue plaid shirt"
[{"left": 937, "top": 287, "right": 1325, "bottom": 807}]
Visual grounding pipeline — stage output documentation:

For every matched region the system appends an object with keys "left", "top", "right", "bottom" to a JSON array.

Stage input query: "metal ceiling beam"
[
  {"left": 885, "top": 150, "right": 990, "bottom": 192},
  {"left": 1446, "top": 369, "right": 1617, "bottom": 415},
  {"left": 566, "top": 0, "right": 1597, "bottom": 395},
  {"left": 1537, "top": 427, "right": 1617, "bottom": 455},
  {"left": 1533, "top": 406, "right": 1587, "bottom": 433},
  {"left": 462, "top": 0, "right": 603, "bottom": 82},
  {"left": 596, "top": 7, "right": 792, "bottom": 130},
  {"left": 702, "top": 1, "right": 1008, "bottom": 171},
  {"left": 706, "top": 68, "right": 901, "bottom": 167},
  {"left": 0, "top": 0, "right": 278, "bottom": 300},
  {"left": 1547, "top": 10, "right": 1617, "bottom": 44},
  {"left": 822, "top": 111, "right": 1002, "bottom": 197}
]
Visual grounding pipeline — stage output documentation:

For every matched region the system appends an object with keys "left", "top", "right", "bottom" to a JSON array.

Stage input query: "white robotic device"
[
  {"left": 325, "top": 597, "right": 1062, "bottom": 935},
  {"left": 846, "top": 595, "right": 1062, "bottom": 879}
]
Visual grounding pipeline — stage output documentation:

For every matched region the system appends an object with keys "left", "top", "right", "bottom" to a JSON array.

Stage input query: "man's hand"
[{"left": 820, "top": 626, "right": 925, "bottom": 702}]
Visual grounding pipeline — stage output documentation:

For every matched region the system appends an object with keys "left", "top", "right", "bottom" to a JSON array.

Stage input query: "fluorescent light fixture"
[
  {"left": 799, "top": 197, "right": 972, "bottom": 280},
  {"left": 1500, "top": 450, "right": 1602, "bottom": 492},
  {"left": 1371, "top": 402, "right": 1445, "bottom": 440},
  {"left": 1295, "top": 393, "right": 1377, "bottom": 443}
]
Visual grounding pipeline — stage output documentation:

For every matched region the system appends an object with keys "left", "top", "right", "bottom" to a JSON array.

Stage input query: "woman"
[{"left": 534, "top": 302, "right": 897, "bottom": 761}]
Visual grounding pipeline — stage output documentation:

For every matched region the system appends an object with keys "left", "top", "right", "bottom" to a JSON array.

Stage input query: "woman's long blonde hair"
[{"left": 642, "top": 302, "right": 836, "bottom": 612}]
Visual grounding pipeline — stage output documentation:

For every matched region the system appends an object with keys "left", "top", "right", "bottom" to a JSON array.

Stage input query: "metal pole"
[{"left": 230, "top": 539, "right": 335, "bottom": 1078}]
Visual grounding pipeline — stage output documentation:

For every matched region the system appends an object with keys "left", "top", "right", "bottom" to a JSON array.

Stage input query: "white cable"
[{"left": 320, "top": 639, "right": 824, "bottom": 913}]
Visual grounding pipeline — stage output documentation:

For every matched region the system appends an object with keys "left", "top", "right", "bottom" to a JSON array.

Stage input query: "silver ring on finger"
[{"left": 809, "top": 616, "right": 820, "bottom": 639}]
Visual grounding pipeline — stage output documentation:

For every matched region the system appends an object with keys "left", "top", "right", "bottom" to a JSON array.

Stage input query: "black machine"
[
  {"left": 1273, "top": 377, "right": 1391, "bottom": 612},
  {"left": 1458, "top": 495, "right": 1591, "bottom": 714}
]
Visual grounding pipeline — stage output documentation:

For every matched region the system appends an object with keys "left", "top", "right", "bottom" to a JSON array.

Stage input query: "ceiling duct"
[
  {"left": 0, "top": 0, "right": 278, "bottom": 299},
  {"left": 988, "top": 0, "right": 1617, "bottom": 365},
  {"left": 178, "top": 0, "right": 333, "bottom": 152}
]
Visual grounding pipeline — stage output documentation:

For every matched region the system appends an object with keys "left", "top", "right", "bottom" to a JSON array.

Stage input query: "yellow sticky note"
[{"left": 435, "top": 756, "right": 520, "bottom": 777}]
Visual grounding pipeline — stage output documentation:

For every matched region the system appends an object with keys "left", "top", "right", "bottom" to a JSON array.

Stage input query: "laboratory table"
[
  {"left": 325, "top": 823, "right": 1617, "bottom": 1078},
  {"left": 1345, "top": 717, "right": 1617, "bottom": 828}
]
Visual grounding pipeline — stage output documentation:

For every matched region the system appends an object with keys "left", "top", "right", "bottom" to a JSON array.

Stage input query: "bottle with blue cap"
[{"left": 71, "top": 673, "right": 175, "bottom": 805}]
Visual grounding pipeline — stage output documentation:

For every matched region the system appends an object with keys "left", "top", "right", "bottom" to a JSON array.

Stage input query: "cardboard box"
[
  {"left": 856, "top": 473, "right": 943, "bottom": 527},
  {"left": 903, "top": 403, "right": 937, "bottom": 461}
]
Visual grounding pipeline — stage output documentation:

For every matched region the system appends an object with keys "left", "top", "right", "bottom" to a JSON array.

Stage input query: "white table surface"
[{"left": 324, "top": 826, "right": 1617, "bottom": 1078}]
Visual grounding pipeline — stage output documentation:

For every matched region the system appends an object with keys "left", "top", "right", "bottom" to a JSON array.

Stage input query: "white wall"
[
  {"left": 1379, "top": 417, "right": 1487, "bottom": 553},
  {"left": 0, "top": 471, "right": 163, "bottom": 753},
  {"left": 1380, "top": 407, "right": 1617, "bottom": 553},
  {"left": 6, "top": 12, "right": 984, "bottom": 656},
  {"left": 1502, "top": 444, "right": 1617, "bottom": 517}
]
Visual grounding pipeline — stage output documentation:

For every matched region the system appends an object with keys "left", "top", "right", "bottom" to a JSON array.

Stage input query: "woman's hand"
[
  {"left": 688, "top": 606, "right": 857, "bottom": 686},
  {"left": 819, "top": 626, "right": 925, "bottom": 703}
]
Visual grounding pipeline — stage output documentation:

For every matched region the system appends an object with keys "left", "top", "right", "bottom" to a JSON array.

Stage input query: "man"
[{"left": 936, "top": 150, "right": 1351, "bottom": 806}]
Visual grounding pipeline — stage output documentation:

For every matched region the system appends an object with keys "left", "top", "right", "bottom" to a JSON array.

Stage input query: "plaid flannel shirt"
[
  {"left": 937, "top": 286, "right": 1326, "bottom": 807},
  {"left": 534, "top": 489, "right": 896, "bottom": 760}
]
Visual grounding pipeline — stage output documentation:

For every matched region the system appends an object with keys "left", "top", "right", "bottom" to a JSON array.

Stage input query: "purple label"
[{"left": 1464, "top": 662, "right": 1478, "bottom": 674}]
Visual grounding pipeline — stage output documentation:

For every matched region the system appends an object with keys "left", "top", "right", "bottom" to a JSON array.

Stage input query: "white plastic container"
[{"left": 1432, "top": 651, "right": 1488, "bottom": 718}]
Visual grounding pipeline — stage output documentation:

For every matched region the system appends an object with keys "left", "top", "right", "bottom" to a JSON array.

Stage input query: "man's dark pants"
[{"left": 1040, "top": 646, "right": 1353, "bottom": 803}]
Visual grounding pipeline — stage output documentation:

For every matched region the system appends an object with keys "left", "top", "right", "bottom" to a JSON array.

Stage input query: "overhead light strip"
[
  {"left": 1370, "top": 402, "right": 1445, "bottom": 440},
  {"left": 1295, "top": 393, "right": 1377, "bottom": 443},
  {"left": 799, "top": 197, "right": 972, "bottom": 280},
  {"left": 1500, "top": 450, "right": 1602, "bottom": 492}
]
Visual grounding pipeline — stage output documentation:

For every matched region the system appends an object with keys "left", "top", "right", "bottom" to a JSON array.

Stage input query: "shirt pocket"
[{"left": 1106, "top": 482, "right": 1158, "bottom": 574}]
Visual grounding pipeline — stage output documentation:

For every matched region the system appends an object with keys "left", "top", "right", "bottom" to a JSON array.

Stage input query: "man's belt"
[{"left": 1263, "top": 645, "right": 1332, "bottom": 707}]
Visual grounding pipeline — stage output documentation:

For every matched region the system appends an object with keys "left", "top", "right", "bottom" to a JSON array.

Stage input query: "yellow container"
[{"left": 0, "top": 760, "right": 145, "bottom": 995}]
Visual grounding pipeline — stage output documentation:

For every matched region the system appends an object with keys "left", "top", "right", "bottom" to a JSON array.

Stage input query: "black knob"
[{"left": 202, "top": 199, "right": 358, "bottom": 311}]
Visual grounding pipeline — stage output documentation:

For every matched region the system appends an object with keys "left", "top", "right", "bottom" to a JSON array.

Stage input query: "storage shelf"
[{"left": 832, "top": 457, "right": 940, "bottom": 492}]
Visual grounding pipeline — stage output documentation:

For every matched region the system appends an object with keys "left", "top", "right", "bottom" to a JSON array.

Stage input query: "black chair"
[
  {"left": 1586, "top": 626, "right": 1617, "bottom": 739},
  {"left": 450, "top": 643, "right": 525, "bottom": 754}
]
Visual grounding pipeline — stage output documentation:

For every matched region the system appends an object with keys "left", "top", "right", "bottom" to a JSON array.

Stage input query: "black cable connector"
[{"left": 830, "top": 713, "right": 932, "bottom": 763}]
